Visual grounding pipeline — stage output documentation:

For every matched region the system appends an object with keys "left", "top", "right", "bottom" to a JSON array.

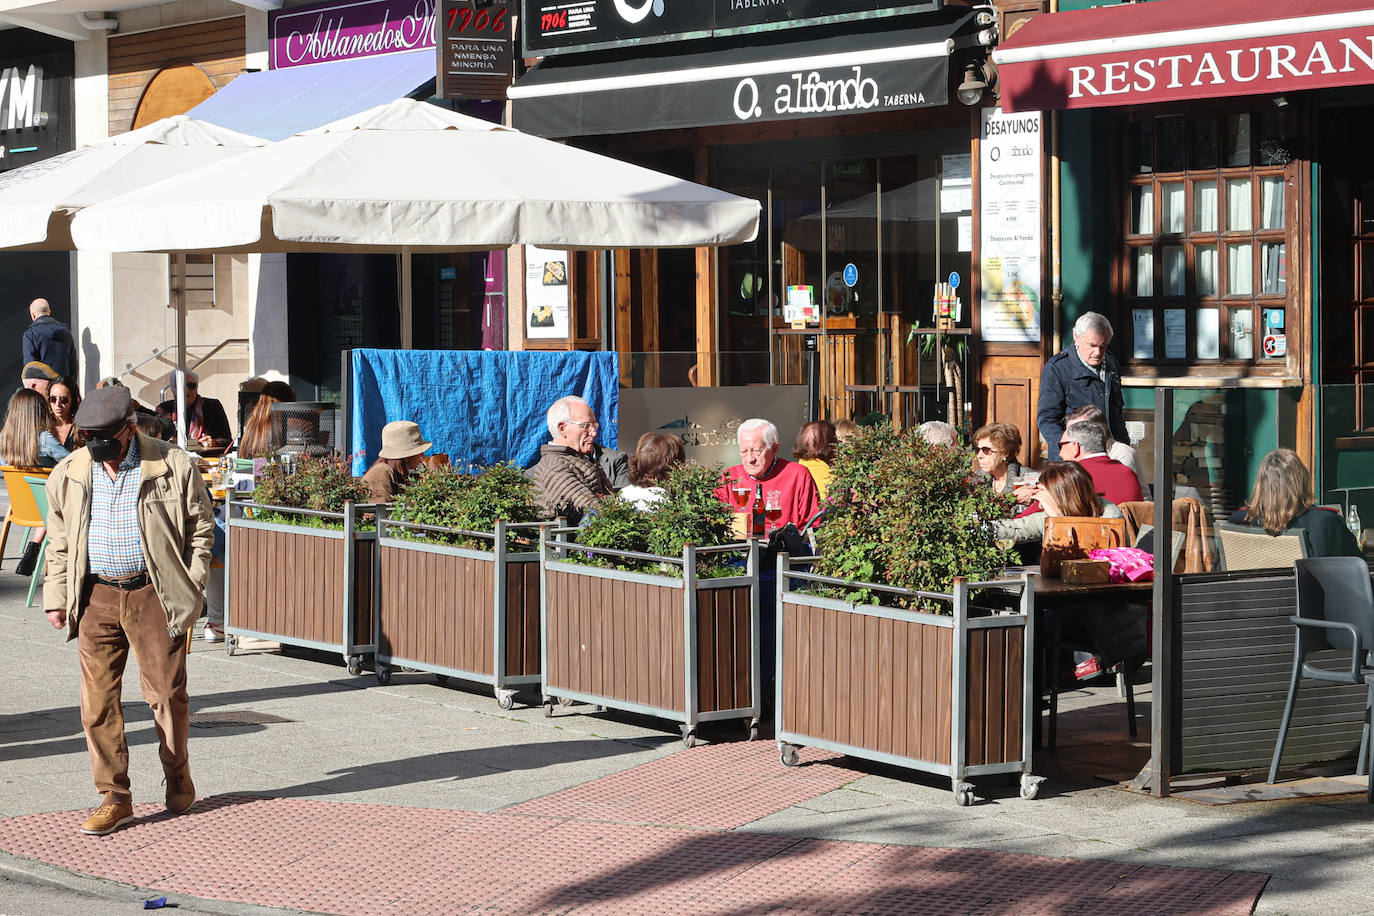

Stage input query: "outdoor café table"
[{"left": 1004, "top": 568, "right": 1153, "bottom": 751}]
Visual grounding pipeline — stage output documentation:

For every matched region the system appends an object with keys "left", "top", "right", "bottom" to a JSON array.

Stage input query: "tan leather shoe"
[
  {"left": 165, "top": 771, "right": 196, "bottom": 815},
  {"left": 80, "top": 803, "right": 135, "bottom": 836}
]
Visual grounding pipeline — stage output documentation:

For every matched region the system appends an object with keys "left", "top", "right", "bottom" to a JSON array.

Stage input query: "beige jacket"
[{"left": 44, "top": 433, "right": 216, "bottom": 640}]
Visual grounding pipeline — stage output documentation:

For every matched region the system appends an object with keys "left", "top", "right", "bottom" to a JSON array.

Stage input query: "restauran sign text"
[
  {"left": 270, "top": 0, "right": 437, "bottom": 69},
  {"left": 0, "top": 64, "right": 44, "bottom": 131}
]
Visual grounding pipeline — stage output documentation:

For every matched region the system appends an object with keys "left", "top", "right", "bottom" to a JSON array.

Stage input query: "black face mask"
[{"left": 86, "top": 436, "right": 124, "bottom": 463}]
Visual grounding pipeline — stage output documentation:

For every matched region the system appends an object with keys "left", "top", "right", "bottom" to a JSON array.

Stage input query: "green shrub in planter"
[
  {"left": 390, "top": 462, "right": 539, "bottom": 550},
  {"left": 250, "top": 456, "right": 371, "bottom": 527},
  {"left": 571, "top": 462, "right": 735, "bottom": 576},
  {"left": 813, "top": 424, "right": 1015, "bottom": 610}
]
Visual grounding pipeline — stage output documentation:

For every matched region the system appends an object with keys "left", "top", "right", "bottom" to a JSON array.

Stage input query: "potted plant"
[
  {"left": 775, "top": 425, "right": 1041, "bottom": 805},
  {"left": 375, "top": 463, "right": 547, "bottom": 706},
  {"left": 541, "top": 462, "right": 762, "bottom": 745},
  {"left": 224, "top": 457, "right": 377, "bottom": 674}
]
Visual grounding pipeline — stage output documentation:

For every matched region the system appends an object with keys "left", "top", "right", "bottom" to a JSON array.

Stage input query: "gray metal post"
[
  {"left": 341, "top": 500, "right": 356, "bottom": 666},
  {"left": 950, "top": 576, "right": 969, "bottom": 799},
  {"left": 683, "top": 544, "right": 700, "bottom": 742},
  {"left": 493, "top": 518, "right": 508, "bottom": 687}
]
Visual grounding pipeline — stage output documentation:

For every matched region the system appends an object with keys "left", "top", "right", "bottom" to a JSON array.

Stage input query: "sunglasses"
[
  {"left": 975, "top": 446, "right": 998, "bottom": 456},
  {"left": 185, "top": 382, "right": 198, "bottom": 390},
  {"left": 48, "top": 395, "right": 71, "bottom": 404}
]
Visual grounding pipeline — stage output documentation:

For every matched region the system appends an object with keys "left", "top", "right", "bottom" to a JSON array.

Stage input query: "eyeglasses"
[
  {"left": 1058, "top": 440, "right": 1074, "bottom": 448},
  {"left": 48, "top": 395, "right": 71, "bottom": 404},
  {"left": 975, "top": 446, "right": 998, "bottom": 456},
  {"left": 566, "top": 419, "right": 598, "bottom": 433},
  {"left": 740, "top": 447, "right": 772, "bottom": 457},
  {"left": 185, "top": 382, "right": 198, "bottom": 390}
]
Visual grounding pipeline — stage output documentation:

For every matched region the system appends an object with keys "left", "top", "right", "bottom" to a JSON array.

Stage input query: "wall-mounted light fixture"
[{"left": 957, "top": 61, "right": 988, "bottom": 106}]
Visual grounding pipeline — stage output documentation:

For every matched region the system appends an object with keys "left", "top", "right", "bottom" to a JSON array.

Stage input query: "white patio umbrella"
[
  {"left": 0, "top": 115, "right": 264, "bottom": 250},
  {"left": 69, "top": 99, "right": 761, "bottom": 254}
]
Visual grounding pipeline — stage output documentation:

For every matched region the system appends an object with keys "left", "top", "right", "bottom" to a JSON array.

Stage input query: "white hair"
[
  {"left": 546, "top": 395, "right": 590, "bottom": 438},
  {"left": 1073, "top": 311, "right": 1114, "bottom": 340},
  {"left": 917, "top": 420, "right": 958, "bottom": 447},
  {"left": 737, "top": 418, "right": 778, "bottom": 448}
]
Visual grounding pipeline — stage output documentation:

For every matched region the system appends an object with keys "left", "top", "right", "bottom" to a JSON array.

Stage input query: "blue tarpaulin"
[{"left": 349, "top": 349, "right": 619, "bottom": 475}]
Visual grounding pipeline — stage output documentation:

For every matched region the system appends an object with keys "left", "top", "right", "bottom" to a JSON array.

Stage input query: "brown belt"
[{"left": 90, "top": 572, "right": 150, "bottom": 591}]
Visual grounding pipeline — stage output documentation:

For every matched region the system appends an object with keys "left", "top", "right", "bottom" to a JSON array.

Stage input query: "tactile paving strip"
[
  {"left": 0, "top": 794, "right": 1266, "bottom": 915},
  {"left": 506, "top": 740, "right": 867, "bottom": 829}
]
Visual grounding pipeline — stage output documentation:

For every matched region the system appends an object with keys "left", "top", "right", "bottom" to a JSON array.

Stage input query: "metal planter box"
[
  {"left": 376, "top": 514, "right": 546, "bottom": 707},
  {"left": 776, "top": 557, "right": 1039, "bottom": 806},
  {"left": 225, "top": 495, "right": 377, "bottom": 673},
  {"left": 541, "top": 531, "right": 761, "bottom": 746}
]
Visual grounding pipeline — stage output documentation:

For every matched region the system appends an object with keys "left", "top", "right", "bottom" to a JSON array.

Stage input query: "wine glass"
[
  {"left": 730, "top": 483, "right": 752, "bottom": 511},
  {"left": 764, "top": 491, "right": 783, "bottom": 533}
]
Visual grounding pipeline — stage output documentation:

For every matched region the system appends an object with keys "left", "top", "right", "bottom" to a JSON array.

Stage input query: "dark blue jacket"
[
  {"left": 23, "top": 316, "right": 77, "bottom": 378},
  {"left": 1037, "top": 346, "right": 1128, "bottom": 462}
]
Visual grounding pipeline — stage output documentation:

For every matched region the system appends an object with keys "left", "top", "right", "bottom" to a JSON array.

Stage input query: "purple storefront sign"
[{"left": 270, "top": 0, "right": 436, "bottom": 69}]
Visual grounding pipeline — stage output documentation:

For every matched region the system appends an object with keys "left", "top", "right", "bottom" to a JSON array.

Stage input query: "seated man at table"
[
  {"left": 916, "top": 420, "right": 959, "bottom": 450},
  {"left": 1055, "top": 420, "right": 1142, "bottom": 507},
  {"left": 718, "top": 418, "right": 820, "bottom": 537},
  {"left": 156, "top": 371, "right": 232, "bottom": 451},
  {"left": 529, "top": 395, "right": 612, "bottom": 525},
  {"left": 1065, "top": 404, "right": 1148, "bottom": 495}
]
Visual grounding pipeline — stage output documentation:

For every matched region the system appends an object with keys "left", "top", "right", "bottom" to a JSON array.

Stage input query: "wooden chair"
[
  {"left": 1041, "top": 516, "right": 1128, "bottom": 578},
  {"left": 0, "top": 466, "right": 50, "bottom": 571},
  {"left": 1119, "top": 497, "right": 1217, "bottom": 573},
  {"left": 424, "top": 453, "right": 450, "bottom": 471},
  {"left": 1215, "top": 522, "right": 1310, "bottom": 571}
]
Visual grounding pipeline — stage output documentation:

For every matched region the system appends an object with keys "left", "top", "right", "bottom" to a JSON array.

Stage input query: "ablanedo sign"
[
  {"left": 270, "top": 0, "right": 437, "bottom": 69},
  {"left": 524, "top": 0, "right": 943, "bottom": 56}
]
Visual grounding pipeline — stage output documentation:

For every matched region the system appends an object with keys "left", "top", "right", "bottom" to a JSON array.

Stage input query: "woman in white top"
[{"left": 619, "top": 432, "right": 686, "bottom": 511}]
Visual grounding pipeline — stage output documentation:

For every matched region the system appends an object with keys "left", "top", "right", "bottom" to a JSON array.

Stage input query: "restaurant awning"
[
  {"left": 185, "top": 50, "right": 437, "bottom": 140},
  {"left": 993, "top": 0, "right": 1374, "bottom": 113},
  {"left": 509, "top": 9, "right": 973, "bottom": 138}
]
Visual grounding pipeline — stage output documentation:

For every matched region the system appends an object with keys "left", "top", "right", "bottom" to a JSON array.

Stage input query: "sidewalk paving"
[{"left": 0, "top": 570, "right": 1369, "bottom": 914}]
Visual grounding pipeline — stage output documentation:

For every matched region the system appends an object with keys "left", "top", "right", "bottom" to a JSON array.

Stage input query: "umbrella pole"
[
  {"left": 174, "top": 253, "right": 189, "bottom": 451},
  {"left": 399, "top": 246, "right": 413, "bottom": 348}
]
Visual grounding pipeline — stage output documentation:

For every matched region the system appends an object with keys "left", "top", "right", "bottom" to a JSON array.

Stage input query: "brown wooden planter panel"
[
  {"left": 379, "top": 546, "right": 494, "bottom": 675},
  {"left": 545, "top": 569, "right": 685, "bottom": 713},
  {"left": 695, "top": 585, "right": 753, "bottom": 715},
  {"left": 230, "top": 525, "right": 345, "bottom": 645},
  {"left": 782, "top": 599, "right": 951, "bottom": 765},
  {"left": 965, "top": 626, "right": 1025, "bottom": 767},
  {"left": 352, "top": 540, "right": 375, "bottom": 648},
  {"left": 505, "top": 560, "right": 541, "bottom": 678}
]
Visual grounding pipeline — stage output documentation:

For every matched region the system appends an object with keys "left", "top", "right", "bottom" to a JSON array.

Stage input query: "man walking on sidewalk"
[{"left": 43, "top": 386, "right": 215, "bottom": 836}]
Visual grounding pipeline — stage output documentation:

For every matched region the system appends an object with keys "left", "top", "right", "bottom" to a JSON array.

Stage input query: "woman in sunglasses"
[
  {"left": 0, "top": 387, "right": 69, "bottom": 575},
  {"left": 971, "top": 422, "right": 1024, "bottom": 498},
  {"left": 48, "top": 375, "right": 83, "bottom": 451}
]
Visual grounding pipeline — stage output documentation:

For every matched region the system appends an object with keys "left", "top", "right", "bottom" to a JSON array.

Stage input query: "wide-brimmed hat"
[{"left": 378, "top": 421, "right": 431, "bottom": 459}]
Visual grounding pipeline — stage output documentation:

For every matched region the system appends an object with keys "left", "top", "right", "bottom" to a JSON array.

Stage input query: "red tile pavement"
[
  {"left": 507, "top": 740, "right": 867, "bottom": 829},
  {"left": 0, "top": 796, "right": 1267, "bottom": 915},
  {"left": 0, "top": 741, "right": 1269, "bottom": 914}
]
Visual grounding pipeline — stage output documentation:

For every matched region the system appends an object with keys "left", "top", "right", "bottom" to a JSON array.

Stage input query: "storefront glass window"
[
  {"left": 1227, "top": 178, "right": 1253, "bottom": 231},
  {"left": 1193, "top": 181, "right": 1218, "bottom": 232}
]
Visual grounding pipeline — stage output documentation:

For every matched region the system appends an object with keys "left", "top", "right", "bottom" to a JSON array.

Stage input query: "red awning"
[{"left": 993, "top": 0, "right": 1374, "bottom": 112}]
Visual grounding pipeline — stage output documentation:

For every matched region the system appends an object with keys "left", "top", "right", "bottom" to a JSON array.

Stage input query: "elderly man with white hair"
[
  {"left": 916, "top": 420, "right": 959, "bottom": 449},
  {"left": 1036, "top": 311, "right": 1129, "bottom": 462},
  {"left": 529, "top": 395, "right": 612, "bottom": 524},
  {"left": 719, "top": 417, "right": 820, "bottom": 537}
]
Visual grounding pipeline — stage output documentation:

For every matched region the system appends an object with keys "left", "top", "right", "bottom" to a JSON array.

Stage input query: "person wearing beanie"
[{"left": 20, "top": 360, "right": 59, "bottom": 398}]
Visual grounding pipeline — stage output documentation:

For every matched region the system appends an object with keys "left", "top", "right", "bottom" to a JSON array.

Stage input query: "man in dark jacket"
[
  {"left": 1037, "top": 311, "right": 1129, "bottom": 462},
  {"left": 156, "top": 370, "right": 233, "bottom": 450},
  {"left": 23, "top": 298, "right": 77, "bottom": 378}
]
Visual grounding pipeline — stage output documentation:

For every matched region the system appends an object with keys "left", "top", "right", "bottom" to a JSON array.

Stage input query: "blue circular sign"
[
  {"left": 948, "top": 271, "right": 961, "bottom": 290},
  {"left": 843, "top": 263, "right": 858, "bottom": 288}
]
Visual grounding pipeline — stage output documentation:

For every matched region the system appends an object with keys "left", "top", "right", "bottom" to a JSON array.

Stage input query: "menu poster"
[
  {"left": 1164, "top": 309, "right": 1187, "bottom": 359},
  {"left": 979, "top": 108, "right": 1042, "bottom": 343},
  {"left": 1132, "top": 309, "right": 1154, "bottom": 360},
  {"left": 525, "top": 246, "right": 570, "bottom": 339}
]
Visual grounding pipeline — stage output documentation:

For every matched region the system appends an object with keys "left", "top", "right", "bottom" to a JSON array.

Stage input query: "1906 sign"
[{"left": 439, "top": 0, "right": 515, "bottom": 100}]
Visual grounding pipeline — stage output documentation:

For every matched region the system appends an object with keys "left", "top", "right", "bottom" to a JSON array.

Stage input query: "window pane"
[
  {"left": 1131, "top": 120, "right": 1153, "bottom": 174},
  {"left": 1158, "top": 117, "right": 1186, "bottom": 172},
  {"left": 1195, "top": 244, "right": 1218, "bottom": 296},
  {"left": 1190, "top": 116, "right": 1218, "bottom": 170},
  {"left": 1226, "top": 113, "right": 1252, "bottom": 167},
  {"left": 1363, "top": 308, "right": 1374, "bottom": 366},
  {"left": 1364, "top": 244, "right": 1374, "bottom": 300},
  {"left": 1163, "top": 245, "right": 1185, "bottom": 296},
  {"left": 1132, "top": 309, "right": 1155, "bottom": 359},
  {"left": 1194, "top": 181, "right": 1218, "bottom": 232},
  {"left": 1162, "top": 181, "right": 1186, "bottom": 233},
  {"left": 1259, "top": 177, "right": 1285, "bottom": 229},
  {"left": 1197, "top": 308, "right": 1220, "bottom": 359},
  {"left": 1228, "top": 242, "right": 1254, "bottom": 295},
  {"left": 1228, "top": 178, "right": 1253, "bottom": 231},
  {"left": 1133, "top": 247, "right": 1154, "bottom": 297},
  {"left": 1165, "top": 308, "right": 1187, "bottom": 359},
  {"left": 1258, "top": 111, "right": 1290, "bottom": 166},
  {"left": 1261, "top": 243, "right": 1287, "bottom": 295},
  {"left": 1231, "top": 309, "right": 1255, "bottom": 359},
  {"left": 1130, "top": 185, "right": 1154, "bottom": 235}
]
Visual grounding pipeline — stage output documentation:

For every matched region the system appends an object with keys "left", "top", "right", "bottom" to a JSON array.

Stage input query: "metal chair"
[
  {"left": 1216, "top": 521, "right": 1309, "bottom": 571},
  {"left": 0, "top": 466, "right": 50, "bottom": 572},
  {"left": 1268, "top": 556, "right": 1374, "bottom": 802},
  {"left": 22, "top": 476, "right": 49, "bottom": 608}
]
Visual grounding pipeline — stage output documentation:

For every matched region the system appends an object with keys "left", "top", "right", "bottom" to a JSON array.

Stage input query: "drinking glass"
[{"left": 764, "top": 491, "right": 782, "bottom": 532}]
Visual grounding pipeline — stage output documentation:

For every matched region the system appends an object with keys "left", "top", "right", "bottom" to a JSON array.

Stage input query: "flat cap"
[
  {"left": 74, "top": 387, "right": 134, "bottom": 430},
  {"left": 21, "top": 360, "right": 58, "bottom": 381}
]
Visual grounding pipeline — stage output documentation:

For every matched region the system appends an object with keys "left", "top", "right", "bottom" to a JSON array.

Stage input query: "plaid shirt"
[{"left": 88, "top": 436, "right": 146, "bottom": 577}]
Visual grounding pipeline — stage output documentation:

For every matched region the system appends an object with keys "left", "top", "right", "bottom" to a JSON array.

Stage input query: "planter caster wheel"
[
  {"left": 375, "top": 665, "right": 392, "bottom": 686},
  {"left": 543, "top": 697, "right": 555, "bottom": 718},
  {"left": 745, "top": 719, "right": 760, "bottom": 742},
  {"left": 225, "top": 635, "right": 238, "bottom": 657},
  {"left": 495, "top": 688, "right": 517, "bottom": 711},
  {"left": 779, "top": 743, "right": 800, "bottom": 768},
  {"left": 953, "top": 782, "right": 976, "bottom": 807},
  {"left": 347, "top": 655, "right": 364, "bottom": 677},
  {"left": 1019, "top": 774, "right": 1044, "bottom": 801},
  {"left": 558, "top": 696, "right": 575, "bottom": 708},
  {"left": 682, "top": 727, "right": 697, "bottom": 749}
]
